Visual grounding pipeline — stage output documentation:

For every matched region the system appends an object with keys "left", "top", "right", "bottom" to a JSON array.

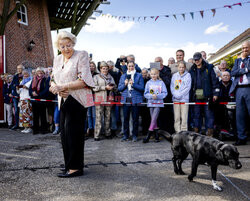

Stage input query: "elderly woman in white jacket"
[{"left": 17, "top": 69, "right": 33, "bottom": 133}]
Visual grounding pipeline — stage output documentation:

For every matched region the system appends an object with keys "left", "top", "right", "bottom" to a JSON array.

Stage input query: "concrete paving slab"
[{"left": 0, "top": 128, "right": 249, "bottom": 201}]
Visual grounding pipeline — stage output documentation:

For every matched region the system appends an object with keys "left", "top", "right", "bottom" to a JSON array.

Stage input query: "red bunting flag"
[
  {"left": 224, "top": 5, "right": 232, "bottom": 9},
  {"left": 173, "top": 14, "right": 177, "bottom": 20},
  {"left": 182, "top": 13, "right": 185, "bottom": 20},
  {"left": 200, "top": 10, "right": 204, "bottom": 18},
  {"left": 165, "top": 15, "right": 169, "bottom": 17},
  {"left": 233, "top": 3, "right": 242, "bottom": 6},
  {"left": 155, "top": 16, "right": 159, "bottom": 21},
  {"left": 211, "top": 9, "right": 216, "bottom": 17}
]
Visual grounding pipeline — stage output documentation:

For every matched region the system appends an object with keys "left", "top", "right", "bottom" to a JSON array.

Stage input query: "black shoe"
[
  {"left": 11, "top": 125, "right": 18, "bottom": 130},
  {"left": 105, "top": 135, "right": 113, "bottom": 139},
  {"left": 57, "top": 170, "right": 83, "bottom": 178},
  {"left": 33, "top": 130, "right": 39, "bottom": 135},
  {"left": 8, "top": 125, "right": 13, "bottom": 129},
  {"left": 143, "top": 131, "right": 153, "bottom": 143},
  {"left": 94, "top": 138, "right": 100, "bottom": 141},
  {"left": 233, "top": 139, "right": 247, "bottom": 146},
  {"left": 154, "top": 128, "right": 160, "bottom": 142}
]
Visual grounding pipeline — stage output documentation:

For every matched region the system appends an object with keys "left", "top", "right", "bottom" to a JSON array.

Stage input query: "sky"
[{"left": 51, "top": 0, "right": 250, "bottom": 68}]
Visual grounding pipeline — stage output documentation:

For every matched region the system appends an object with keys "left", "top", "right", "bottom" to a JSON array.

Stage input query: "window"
[{"left": 17, "top": 4, "right": 28, "bottom": 25}]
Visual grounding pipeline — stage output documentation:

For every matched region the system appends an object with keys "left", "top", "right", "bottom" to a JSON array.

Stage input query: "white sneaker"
[
  {"left": 21, "top": 128, "right": 28, "bottom": 133},
  {"left": 24, "top": 128, "right": 32, "bottom": 133}
]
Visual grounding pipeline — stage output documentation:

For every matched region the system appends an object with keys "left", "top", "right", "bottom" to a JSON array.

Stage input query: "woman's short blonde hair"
[
  {"left": 54, "top": 31, "right": 77, "bottom": 50},
  {"left": 36, "top": 67, "right": 45, "bottom": 73},
  {"left": 99, "top": 61, "right": 108, "bottom": 68}
]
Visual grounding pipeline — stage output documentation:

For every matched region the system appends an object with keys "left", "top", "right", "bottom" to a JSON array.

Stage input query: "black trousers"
[
  {"left": 60, "top": 96, "right": 87, "bottom": 171},
  {"left": 32, "top": 102, "right": 47, "bottom": 132}
]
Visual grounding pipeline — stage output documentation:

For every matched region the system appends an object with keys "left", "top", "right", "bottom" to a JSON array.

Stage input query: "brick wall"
[{"left": 1, "top": 0, "right": 54, "bottom": 74}]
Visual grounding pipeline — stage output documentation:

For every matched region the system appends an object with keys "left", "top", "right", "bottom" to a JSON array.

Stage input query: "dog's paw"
[
  {"left": 174, "top": 169, "right": 180, "bottom": 175},
  {"left": 179, "top": 171, "right": 186, "bottom": 175},
  {"left": 212, "top": 180, "right": 223, "bottom": 192},
  {"left": 188, "top": 175, "right": 193, "bottom": 182}
]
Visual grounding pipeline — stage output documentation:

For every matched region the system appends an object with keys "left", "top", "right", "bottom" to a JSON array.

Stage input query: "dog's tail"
[{"left": 158, "top": 130, "right": 172, "bottom": 142}]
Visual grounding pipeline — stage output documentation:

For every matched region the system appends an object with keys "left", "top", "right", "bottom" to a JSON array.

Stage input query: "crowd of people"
[
  {"left": 1, "top": 39, "right": 250, "bottom": 147},
  {"left": 1, "top": 31, "right": 249, "bottom": 178}
]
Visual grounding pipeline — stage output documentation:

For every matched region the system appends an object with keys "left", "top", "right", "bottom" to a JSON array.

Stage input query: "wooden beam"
[
  {"left": 71, "top": 0, "right": 78, "bottom": 33},
  {"left": 0, "top": 0, "right": 11, "bottom": 35},
  {"left": 72, "top": 0, "right": 101, "bottom": 36},
  {"left": 0, "top": 0, "right": 26, "bottom": 35}
]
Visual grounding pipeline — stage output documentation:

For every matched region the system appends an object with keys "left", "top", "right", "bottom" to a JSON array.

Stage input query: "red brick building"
[
  {"left": 0, "top": 0, "right": 54, "bottom": 73},
  {"left": 0, "top": 0, "right": 106, "bottom": 122}
]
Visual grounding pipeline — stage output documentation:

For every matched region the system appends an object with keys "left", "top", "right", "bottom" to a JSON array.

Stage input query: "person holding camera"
[
  {"left": 115, "top": 54, "right": 141, "bottom": 74},
  {"left": 93, "top": 61, "right": 116, "bottom": 141},
  {"left": 118, "top": 61, "right": 144, "bottom": 142}
]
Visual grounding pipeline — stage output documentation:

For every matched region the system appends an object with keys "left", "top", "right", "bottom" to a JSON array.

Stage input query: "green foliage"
[
  {"left": 217, "top": 54, "right": 238, "bottom": 70},
  {"left": 224, "top": 55, "right": 238, "bottom": 70}
]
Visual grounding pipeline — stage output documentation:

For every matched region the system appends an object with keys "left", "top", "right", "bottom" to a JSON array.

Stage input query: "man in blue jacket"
[
  {"left": 189, "top": 52, "right": 220, "bottom": 137},
  {"left": 229, "top": 41, "right": 250, "bottom": 146}
]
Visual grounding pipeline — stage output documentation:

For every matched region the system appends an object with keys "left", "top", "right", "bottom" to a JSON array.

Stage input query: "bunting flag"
[
  {"left": 233, "top": 3, "right": 242, "bottom": 6},
  {"left": 224, "top": 5, "right": 232, "bottom": 9},
  {"left": 211, "top": 9, "right": 216, "bottom": 17},
  {"left": 200, "top": 10, "right": 204, "bottom": 18},
  {"left": 182, "top": 13, "right": 185, "bottom": 20},
  {"left": 190, "top": 12, "right": 194, "bottom": 19},
  {"left": 101, "top": 1, "right": 249, "bottom": 22}
]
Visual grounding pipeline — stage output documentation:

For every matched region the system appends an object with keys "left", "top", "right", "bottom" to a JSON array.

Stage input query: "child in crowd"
[
  {"left": 170, "top": 61, "right": 191, "bottom": 133},
  {"left": 143, "top": 68, "right": 167, "bottom": 143},
  {"left": 17, "top": 69, "right": 33, "bottom": 133}
]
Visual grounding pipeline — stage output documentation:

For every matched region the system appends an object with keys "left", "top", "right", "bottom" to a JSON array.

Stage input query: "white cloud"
[
  {"left": 204, "top": 22, "right": 229, "bottom": 35},
  {"left": 83, "top": 14, "right": 135, "bottom": 34}
]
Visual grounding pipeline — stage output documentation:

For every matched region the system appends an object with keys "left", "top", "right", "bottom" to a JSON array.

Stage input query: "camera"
[
  {"left": 126, "top": 74, "right": 131, "bottom": 80},
  {"left": 108, "top": 83, "right": 115, "bottom": 87},
  {"left": 118, "top": 57, "right": 127, "bottom": 63}
]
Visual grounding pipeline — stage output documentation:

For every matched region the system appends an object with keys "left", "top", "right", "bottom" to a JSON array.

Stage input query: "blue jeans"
[
  {"left": 193, "top": 104, "right": 214, "bottom": 131},
  {"left": 13, "top": 98, "right": 19, "bottom": 127},
  {"left": 235, "top": 87, "right": 250, "bottom": 140},
  {"left": 123, "top": 104, "right": 139, "bottom": 139},
  {"left": 110, "top": 106, "right": 117, "bottom": 130},
  {"left": 54, "top": 104, "right": 60, "bottom": 124},
  {"left": 87, "top": 106, "right": 96, "bottom": 129}
]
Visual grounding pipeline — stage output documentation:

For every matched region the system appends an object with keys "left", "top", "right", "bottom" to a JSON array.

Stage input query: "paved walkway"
[{"left": 0, "top": 128, "right": 249, "bottom": 201}]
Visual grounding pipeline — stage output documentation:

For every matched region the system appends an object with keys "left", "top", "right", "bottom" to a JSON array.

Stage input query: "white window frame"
[{"left": 17, "top": 4, "right": 28, "bottom": 26}]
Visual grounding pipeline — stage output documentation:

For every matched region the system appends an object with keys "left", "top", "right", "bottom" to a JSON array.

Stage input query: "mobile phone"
[
  {"left": 18, "top": 85, "right": 23, "bottom": 88},
  {"left": 126, "top": 74, "right": 131, "bottom": 80},
  {"left": 108, "top": 83, "right": 115, "bottom": 87}
]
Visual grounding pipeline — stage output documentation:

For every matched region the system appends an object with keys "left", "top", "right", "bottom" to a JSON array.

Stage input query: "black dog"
[{"left": 158, "top": 130, "right": 242, "bottom": 191}]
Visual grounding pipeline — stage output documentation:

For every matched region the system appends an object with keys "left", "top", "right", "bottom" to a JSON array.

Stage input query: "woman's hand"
[
  {"left": 125, "top": 79, "right": 129, "bottom": 86},
  {"left": 106, "top": 85, "right": 114, "bottom": 91},
  {"left": 128, "top": 79, "right": 133, "bottom": 85},
  {"left": 32, "top": 91, "right": 38, "bottom": 96},
  {"left": 49, "top": 85, "right": 65, "bottom": 94},
  {"left": 152, "top": 94, "right": 157, "bottom": 100},
  {"left": 59, "top": 90, "right": 69, "bottom": 98}
]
